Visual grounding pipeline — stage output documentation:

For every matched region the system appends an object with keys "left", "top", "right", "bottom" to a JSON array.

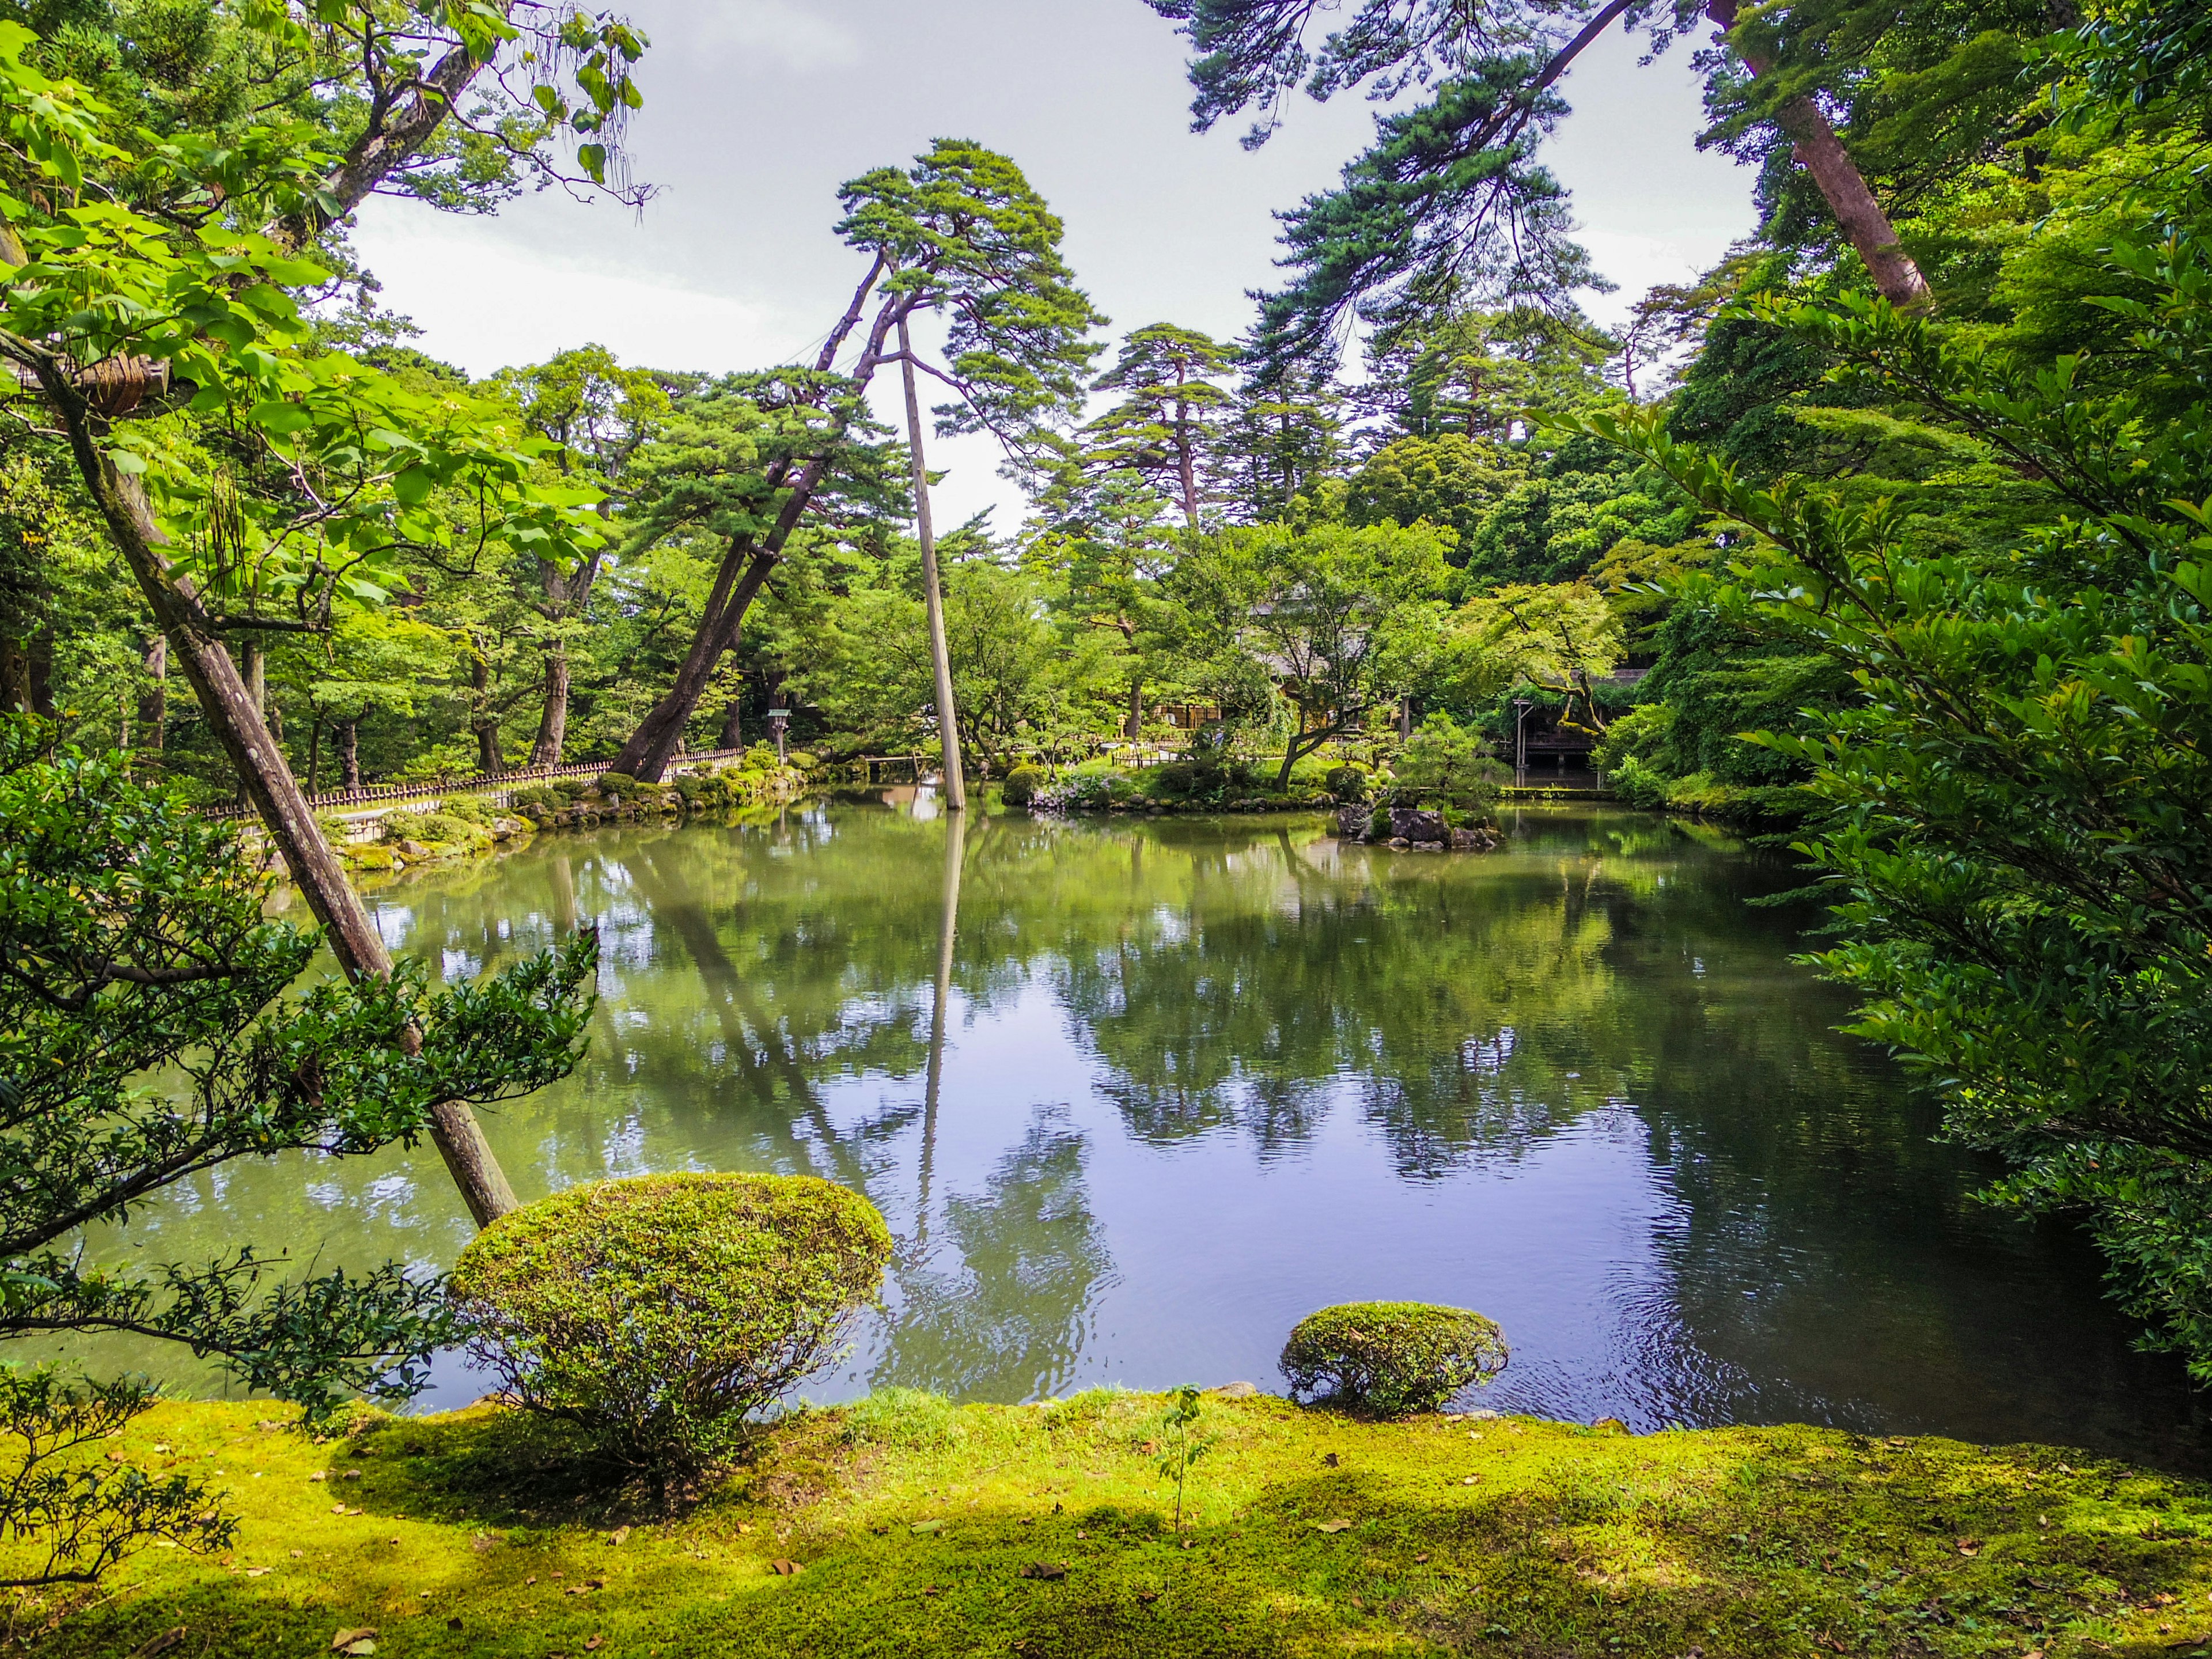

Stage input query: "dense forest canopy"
[{"left": 5, "top": 0, "right": 2212, "bottom": 1580}]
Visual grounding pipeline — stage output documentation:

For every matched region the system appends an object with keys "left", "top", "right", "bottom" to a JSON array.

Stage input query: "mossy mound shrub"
[
  {"left": 786, "top": 749, "right": 817, "bottom": 771},
  {"left": 1002, "top": 764, "right": 1047, "bottom": 806},
  {"left": 1279, "top": 1301, "right": 1508, "bottom": 1416},
  {"left": 450, "top": 1173, "right": 893, "bottom": 1474},
  {"left": 509, "top": 784, "right": 559, "bottom": 814},
  {"left": 1325, "top": 763, "right": 1369, "bottom": 802},
  {"left": 380, "top": 809, "right": 490, "bottom": 850},
  {"left": 438, "top": 793, "right": 496, "bottom": 826}
]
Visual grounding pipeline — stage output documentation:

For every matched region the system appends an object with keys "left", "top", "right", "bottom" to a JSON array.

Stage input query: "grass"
[{"left": 30, "top": 1391, "right": 2212, "bottom": 1658}]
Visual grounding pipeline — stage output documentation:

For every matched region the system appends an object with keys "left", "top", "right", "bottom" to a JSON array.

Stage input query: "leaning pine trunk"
[
  {"left": 31, "top": 357, "right": 520, "bottom": 1226},
  {"left": 1706, "top": 0, "right": 1929, "bottom": 309},
  {"left": 608, "top": 256, "right": 902, "bottom": 783}
]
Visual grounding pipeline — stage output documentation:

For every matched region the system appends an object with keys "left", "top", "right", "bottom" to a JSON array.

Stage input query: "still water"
[{"left": 91, "top": 798, "right": 2211, "bottom": 1463}]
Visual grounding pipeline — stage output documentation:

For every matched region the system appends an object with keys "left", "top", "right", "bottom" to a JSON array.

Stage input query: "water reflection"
[{"left": 54, "top": 800, "right": 2211, "bottom": 1466}]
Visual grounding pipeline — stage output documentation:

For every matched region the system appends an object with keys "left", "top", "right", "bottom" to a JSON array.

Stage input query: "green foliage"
[
  {"left": 1168, "top": 522, "right": 1449, "bottom": 789},
  {"left": 837, "top": 138, "right": 1107, "bottom": 446},
  {"left": 1565, "top": 222, "right": 2212, "bottom": 1373},
  {"left": 1279, "top": 1302, "right": 1509, "bottom": 1416},
  {"left": 380, "top": 809, "right": 489, "bottom": 850},
  {"left": 449, "top": 1173, "right": 893, "bottom": 1474},
  {"left": 0, "top": 718, "right": 594, "bottom": 1578},
  {"left": 1324, "top": 762, "right": 1369, "bottom": 802},
  {"left": 1153, "top": 1384, "right": 1209, "bottom": 1530},
  {"left": 1391, "top": 715, "right": 1504, "bottom": 809},
  {"left": 0, "top": 1365, "right": 230, "bottom": 1588},
  {"left": 1002, "top": 764, "right": 1048, "bottom": 806}
]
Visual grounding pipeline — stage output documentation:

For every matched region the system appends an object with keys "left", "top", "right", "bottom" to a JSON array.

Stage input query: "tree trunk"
[
  {"left": 338, "top": 718, "right": 361, "bottom": 791},
  {"left": 608, "top": 256, "right": 902, "bottom": 783},
  {"left": 899, "top": 313, "right": 967, "bottom": 813},
  {"left": 26, "top": 349, "right": 518, "bottom": 1225},
  {"left": 1706, "top": 0, "right": 1929, "bottom": 309},
  {"left": 1126, "top": 676, "right": 1144, "bottom": 740},
  {"left": 530, "top": 639, "right": 569, "bottom": 768},
  {"left": 138, "top": 634, "right": 166, "bottom": 757},
  {"left": 528, "top": 552, "right": 593, "bottom": 769},
  {"left": 471, "top": 646, "right": 503, "bottom": 776},
  {"left": 720, "top": 683, "right": 744, "bottom": 750},
  {"left": 308, "top": 716, "right": 323, "bottom": 797}
]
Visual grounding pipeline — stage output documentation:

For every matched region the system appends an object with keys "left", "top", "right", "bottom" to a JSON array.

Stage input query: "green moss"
[
  {"left": 41, "top": 1396, "right": 2212, "bottom": 1659},
  {"left": 1280, "top": 1302, "right": 1508, "bottom": 1416}
]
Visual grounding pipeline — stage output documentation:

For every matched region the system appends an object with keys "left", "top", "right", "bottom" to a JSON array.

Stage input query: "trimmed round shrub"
[
  {"left": 450, "top": 1173, "right": 893, "bottom": 1472},
  {"left": 1002, "top": 764, "right": 1048, "bottom": 806},
  {"left": 1325, "top": 763, "right": 1368, "bottom": 802},
  {"left": 1279, "top": 1302, "right": 1508, "bottom": 1416}
]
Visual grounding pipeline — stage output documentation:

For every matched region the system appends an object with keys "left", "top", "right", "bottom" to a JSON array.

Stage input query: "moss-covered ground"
[{"left": 37, "top": 1391, "right": 2212, "bottom": 1658}]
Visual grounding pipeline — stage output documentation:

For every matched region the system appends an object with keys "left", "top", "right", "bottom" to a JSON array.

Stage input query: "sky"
[{"left": 351, "top": 0, "right": 1758, "bottom": 529}]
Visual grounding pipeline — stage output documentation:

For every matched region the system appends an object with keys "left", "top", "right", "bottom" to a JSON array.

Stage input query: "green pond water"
[{"left": 74, "top": 797, "right": 2211, "bottom": 1464}]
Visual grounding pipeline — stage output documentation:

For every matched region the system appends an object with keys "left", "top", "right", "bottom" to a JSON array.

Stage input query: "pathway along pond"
[{"left": 84, "top": 799, "right": 2212, "bottom": 1465}]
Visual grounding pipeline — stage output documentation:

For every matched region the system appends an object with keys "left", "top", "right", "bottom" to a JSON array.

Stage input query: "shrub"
[
  {"left": 1002, "top": 764, "right": 1047, "bottom": 806},
  {"left": 509, "top": 785, "right": 558, "bottom": 814},
  {"left": 1325, "top": 763, "right": 1368, "bottom": 802},
  {"left": 594, "top": 771, "right": 641, "bottom": 797},
  {"left": 1149, "top": 760, "right": 1198, "bottom": 798},
  {"left": 381, "top": 809, "right": 488, "bottom": 849},
  {"left": 1278, "top": 1302, "right": 1508, "bottom": 1416},
  {"left": 785, "top": 750, "right": 817, "bottom": 771},
  {"left": 438, "top": 793, "right": 495, "bottom": 826},
  {"left": 1393, "top": 715, "right": 1506, "bottom": 808},
  {"left": 449, "top": 1173, "right": 893, "bottom": 1474}
]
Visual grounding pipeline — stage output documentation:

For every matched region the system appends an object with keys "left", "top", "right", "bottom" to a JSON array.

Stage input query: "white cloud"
[
  {"left": 681, "top": 0, "right": 863, "bottom": 74},
  {"left": 351, "top": 203, "right": 809, "bottom": 378}
]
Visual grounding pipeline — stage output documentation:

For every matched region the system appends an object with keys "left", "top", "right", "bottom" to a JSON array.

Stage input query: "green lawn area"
[{"left": 44, "top": 1391, "right": 2212, "bottom": 1658}]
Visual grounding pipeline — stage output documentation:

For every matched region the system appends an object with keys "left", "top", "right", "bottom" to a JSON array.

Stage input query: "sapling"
[{"left": 1155, "top": 1384, "right": 1211, "bottom": 1532}]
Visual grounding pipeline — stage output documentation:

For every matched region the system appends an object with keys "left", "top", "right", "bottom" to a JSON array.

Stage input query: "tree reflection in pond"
[
  {"left": 44, "top": 800, "right": 2212, "bottom": 1469},
  {"left": 876, "top": 1109, "right": 1112, "bottom": 1403}
]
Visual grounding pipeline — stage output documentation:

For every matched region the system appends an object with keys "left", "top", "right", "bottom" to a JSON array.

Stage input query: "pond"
[{"left": 77, "top": 798, "right": 2212, "bottom": 1466}]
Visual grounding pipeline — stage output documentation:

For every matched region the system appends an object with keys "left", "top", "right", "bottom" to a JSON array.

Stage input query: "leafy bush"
[
  {"left": 741, "top": 744, "right": 780, "bottom": 773},
  {"left": 437, "top": 793, "right": 495, "bottom": 827},
  {"left": 381, "top": 809, "right": 489, "bottom": 849},
  {"left": 450, "top": 1173, "right": 893, "bottom": 1474},
  {"left": 1002, "top": 764, "right": 1047, "bottom": 806},
  {"left": 1325, "top": 763, "right": 1369, "bottom": 802},
  {"left": 594, "top": 771, "right": 641, "bottom": 797},
  {"left": 1149, "top": 760, "right": 1199, "bottom": 798},
  {"left": 1392, "top": 715, "right": 1506, "bottom": 809},
  {"left": 509, "top": 785, "right": 559, "bottom": 815},
  {"left": 785, "top": 750, "right": 817, "bottom": 771},
  {"left": 1279, "top": 1302, "right": 1508, "bottom": 1416}
]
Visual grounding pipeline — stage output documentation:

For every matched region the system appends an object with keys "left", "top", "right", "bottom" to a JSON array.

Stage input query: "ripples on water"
[{"left": 66, "top": 798, "right": 2212, "bottom": 1467}]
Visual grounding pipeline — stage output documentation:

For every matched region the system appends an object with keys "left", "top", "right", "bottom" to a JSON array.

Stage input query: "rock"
[
  {"left": 1387, "top": 836, "right": 1411, "bottom": 850},
  {"left": 1389, "top": 807, "right": 1448, "bottom": 843},
  {"left": 1411, "top": 839, "right": 1445, "bottom": 852},
  {"left": 397, "top": 839, "right": 433, "bottom": 859},
  {"left": 1449, "top": 827, "right": 1487, "bottom": 851},
  {"left": 1213, "top": 1381, "right": 1260, "bottom": 1399},
  {"left": 1336, "top": 805, "right": 1373, "bottom": 841}
]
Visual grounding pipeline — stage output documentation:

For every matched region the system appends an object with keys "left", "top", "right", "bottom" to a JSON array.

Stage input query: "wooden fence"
[{"left": 194, "top": 747, "right": 760, "bottom": 821}]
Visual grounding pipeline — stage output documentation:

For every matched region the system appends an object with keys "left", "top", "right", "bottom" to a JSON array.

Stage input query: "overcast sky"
[{"left": 351, "top": 0, "right": 1756, "bottom": 528}]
